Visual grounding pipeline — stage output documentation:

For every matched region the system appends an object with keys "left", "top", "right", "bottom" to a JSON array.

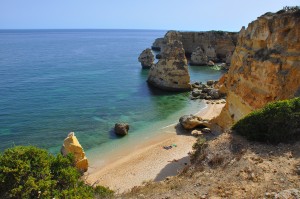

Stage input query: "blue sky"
[{"left": 0, "top": 0, "right": 299, "bottom": 31}]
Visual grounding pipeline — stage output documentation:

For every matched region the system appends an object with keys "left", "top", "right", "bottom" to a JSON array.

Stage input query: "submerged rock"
[
  {"left": 61, "top": 132, "right": 88, "bottom": 172},
  {"left": 138, "top": 48, "right": 155, "bottom": 69},
  {"left": 115, "top": 123, "right": 129, "bottom": 136}
]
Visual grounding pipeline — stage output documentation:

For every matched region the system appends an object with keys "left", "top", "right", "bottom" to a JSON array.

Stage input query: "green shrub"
[
  {"left": 232, "top": 97, "right": 300, "bottom": 144},
  {"left": 94, "top": 185, "right": 114, "bottom": 199},
  {"left": 0, "top": 146, "right": 114, "bottom": 199},
  {"left": 190, "top": 137, "right": 208, "bottom": 163}
]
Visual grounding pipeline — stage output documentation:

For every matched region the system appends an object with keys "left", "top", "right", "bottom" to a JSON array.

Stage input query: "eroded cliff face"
[
  {"left": 181, "top": 31, "right": 237, "bottom": 61},
  {"left": 152, "top": 31, "right": 237, "bottom": 63},
  {"left": 148, "top": 32, "right": 191, "bottom": 91},
  {"left": 215, "top": 10, "right": 300, "bottom": 129}
]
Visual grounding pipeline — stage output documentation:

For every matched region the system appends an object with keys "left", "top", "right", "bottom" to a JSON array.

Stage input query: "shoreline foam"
[{"left": 84, "top": 102, "right": 224, "bottom": 193}]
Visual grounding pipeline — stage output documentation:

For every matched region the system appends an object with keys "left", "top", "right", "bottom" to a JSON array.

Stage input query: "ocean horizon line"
[{"left": 0, "top": 28, "right": 168, "bottom": 32}]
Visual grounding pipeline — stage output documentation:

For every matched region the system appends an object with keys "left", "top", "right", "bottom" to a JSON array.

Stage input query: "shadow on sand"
[{"left": 154, "top": 155, "right": 190, "bottom": 182}]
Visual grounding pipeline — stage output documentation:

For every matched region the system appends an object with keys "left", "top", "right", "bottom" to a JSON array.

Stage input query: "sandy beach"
[{"left": 84, "top": 102, "right": 224, "bottom": 193}]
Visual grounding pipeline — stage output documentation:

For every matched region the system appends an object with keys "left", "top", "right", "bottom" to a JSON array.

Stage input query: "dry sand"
[{"left": 84, "top": 102, "right": 224, "bottom": 193}]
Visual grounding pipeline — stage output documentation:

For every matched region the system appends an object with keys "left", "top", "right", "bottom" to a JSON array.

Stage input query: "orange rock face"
[
  {"left": 61, "top": 132, "right": 89, "bottom": 172},
  {"left": 215, "top": 10, "right": 300, "bottom": 129}
]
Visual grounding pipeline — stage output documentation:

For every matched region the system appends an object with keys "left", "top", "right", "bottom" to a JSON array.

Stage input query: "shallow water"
[{"left": 0, "top": 29, "right": 224, "bottom": 155}]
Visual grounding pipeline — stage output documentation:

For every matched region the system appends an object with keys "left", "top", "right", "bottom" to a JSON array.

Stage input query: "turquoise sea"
[{"left": 0, "top": 29, "right": 224, "bottom": 156}]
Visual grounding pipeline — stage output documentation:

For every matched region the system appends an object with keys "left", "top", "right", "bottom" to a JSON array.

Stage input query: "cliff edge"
[{"left": 215, "top": 9, "right": 300, "bottom": 129}]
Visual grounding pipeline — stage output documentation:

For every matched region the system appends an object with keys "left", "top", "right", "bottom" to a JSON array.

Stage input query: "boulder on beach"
[
  {"left": 209, "top": 89, "right": 220, "bottom": 99},
  {"left": 179, "top": 115, "right": 210, "bottom": 130},
  {"left": 191, "top": 129, "right": 203, "bottom": 136},
  {"left": 61, "top": 132, "right": 88, "bottom": 172},
  {"left": 115, "top": 123, "right": 129, "bottom": 136},
  {"left": 207, "top": 80, "right": 214, "bottom": 86}
]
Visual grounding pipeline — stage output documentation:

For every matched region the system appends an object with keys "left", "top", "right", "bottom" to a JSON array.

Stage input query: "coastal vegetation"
[
  {"left": 277, "top": 6, "right": 300, "bottom": 14},
  {"left": 0, "top": 146, "right": 114, "bottom": 199},
  {"left": 232, "top": 97, "right": 300, "bottom": 143}
]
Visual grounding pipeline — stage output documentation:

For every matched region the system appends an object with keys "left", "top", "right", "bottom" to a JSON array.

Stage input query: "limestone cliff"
[
  {"left": 61, "top": 132, "right": 89, "bottom": 172},
  {"left": 181, "top": 31, "right": 237, "bottom": 62},
  {"left": 215, "top": 10, "right": 300, "bottom": 129},
  {"left": 148, "top": 32, "right": 191, "bottom": 91},
  {"left": 152, "top": 31, "right": 237, "bottom": 63}
]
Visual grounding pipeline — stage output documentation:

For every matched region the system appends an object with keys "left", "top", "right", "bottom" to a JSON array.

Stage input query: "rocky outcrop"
[
  {"left": 215, "top": 10, "right": 300, "bottom": 129},
  {"left": 147, "top": 32, "right": 191, "bottom": 91},
  {"left": 190, "top": 80, "right": 224, "bottom": 100},
  {"left": 179, "top": 115, "right": 210, "bottom": 130},
  {"left": 274, "top": 189, "right": 300, "bottom": 199},
  {"left": 181, "top": 31, "right": 237, "bottom": 61},
  {"left": 190, "top": 47, "right": 208, "bottom": 66},
  {"left": 114, "top": 123, "right": 129, "bottom": 136},
  {"left": 61, "top": 132, "right": 88, "bottom": 172},
  {"left": 151, "top": 38, "right": 164, "bottom": 51},
  {"left": 153, "top": 31, "right": 238, "bottom": 63},
  {"left": 225, "top": 51, "right": 233, "bottom": 66},
  {"left": 138, "top": 48, "right": 155, "bottom": 69}
]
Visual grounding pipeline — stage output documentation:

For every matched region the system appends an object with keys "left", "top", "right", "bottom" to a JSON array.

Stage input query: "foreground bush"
[
  {"left": 0, "top": 146, "right": 113, "bottom": 199},
  {"left": 232, "top": 97, "right": 300, "bottom": 144}
]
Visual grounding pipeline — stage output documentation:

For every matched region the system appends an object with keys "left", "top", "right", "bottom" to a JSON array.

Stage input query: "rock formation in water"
[
  {"left": 190, "top": 47, "right": 208, "bottom": 66},
  {"left": 152, "top": 31, "right": 238, "bottom": 63},
  {"left": 151, "top": 38, "right": 164, "bottom": 51},
  {"left": 147, "top": 32, "right": 191, "bottom": 91},
  {"left": 138, "top": 48, "right": 155, "bottom": 69},
  {"left": 61, "top": 132, "right": 88, "bottom": 172},
  {"left": 214, "top": 10, "right": 300, "bottom": 129},
  {"left": 114, "top": 123, "right": 129, "bottom": 136}
]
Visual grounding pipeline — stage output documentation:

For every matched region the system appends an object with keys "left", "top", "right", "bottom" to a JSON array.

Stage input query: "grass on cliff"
[
  {"left": 0, "top": 146, "right": 114, "bottom": 199},
  {"left": 232, "top": 97, "right": 300, "bottom": 144}
]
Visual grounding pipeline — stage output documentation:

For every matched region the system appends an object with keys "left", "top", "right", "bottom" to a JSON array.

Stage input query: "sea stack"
[
  {"left": 138, "top": 48, "right": 155, "bottom": 69},
  {"left": 147, "top": 31, "right": 191, "bottom": 91},
  {"left": 190, "top": 47, "right": 208, "bottom": 66},
  {"left": 61, "top": 132, "right": 88, "bottom": 172},
  {"left": 215, "top": 10, "right": 300, "bottom": 129}
]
